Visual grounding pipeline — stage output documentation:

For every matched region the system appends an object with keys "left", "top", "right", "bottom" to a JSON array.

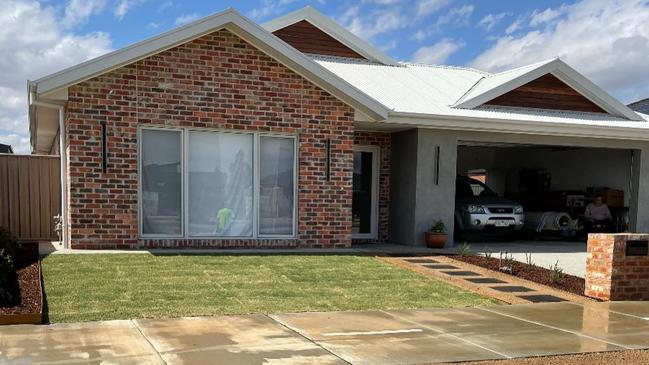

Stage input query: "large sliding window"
[{"left": 139, "top": 127, "right": 296, "bottom": 238}]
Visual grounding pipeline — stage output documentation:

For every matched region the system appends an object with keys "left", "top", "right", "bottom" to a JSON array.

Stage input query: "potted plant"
[{"left": 424, "top": 220, "right": 448, "bottom": 248}]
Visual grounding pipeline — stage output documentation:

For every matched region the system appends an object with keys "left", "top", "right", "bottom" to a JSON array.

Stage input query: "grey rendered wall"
[
  {"left": 389, "top": 130, "right": 418, "bottom": 245},
  {"left": 389, "top": 128, "right": 458, "bottom": 246}
]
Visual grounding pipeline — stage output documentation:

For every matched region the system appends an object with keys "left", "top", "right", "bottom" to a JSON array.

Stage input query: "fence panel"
[{"left": 0, "top": 154, "right": 60, "bottom": 241}]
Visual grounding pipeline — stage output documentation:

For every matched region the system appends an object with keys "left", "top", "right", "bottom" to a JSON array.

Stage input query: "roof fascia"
[
  {"left": 388, "top": 111, "right": 649, "bottom": 141},
  {"left": 262, "top": 6, "right": 398, "bottom": 66}
]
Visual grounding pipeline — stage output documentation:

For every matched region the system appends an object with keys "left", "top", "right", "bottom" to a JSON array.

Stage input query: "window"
[
  {"left": 259, "top": 136, "right": 295, "bottom": 236},
  {"left": 139, "top": 128, "right": 296, "bottom": 238},
  {"left": 188, "top": 131, "right": 254, "bottom": 237},
  {"left": 141, "top": 129, "right": 182, "bottom": 236}
]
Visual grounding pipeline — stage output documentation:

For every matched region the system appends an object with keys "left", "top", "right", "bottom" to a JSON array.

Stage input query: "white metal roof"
[{"left": 313, "top": 56, "right": 648, "bottom": 128}]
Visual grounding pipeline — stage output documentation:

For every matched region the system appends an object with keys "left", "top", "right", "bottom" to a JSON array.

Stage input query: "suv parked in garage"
[{"left": 455, "top": 176, "right": 525, "bottom": 235}]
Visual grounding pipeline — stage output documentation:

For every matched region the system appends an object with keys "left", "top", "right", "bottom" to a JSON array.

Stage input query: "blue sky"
[{"left": 2, "top": 0, "right": 649, "bottom": 153}]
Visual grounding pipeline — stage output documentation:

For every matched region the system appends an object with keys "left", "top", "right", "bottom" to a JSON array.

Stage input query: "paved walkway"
[
  {"left": 473, "top": 240, "right": 587, "bottom": 278},
  {"left": 389, "top": 256, "right": 589, "bottom": 304},
  {"left": 2, "top": 302, "right": 649, "bottom": 364}
]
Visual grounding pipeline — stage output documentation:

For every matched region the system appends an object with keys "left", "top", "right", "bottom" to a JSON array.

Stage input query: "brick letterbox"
[{"left": 585, "top": 233, "right": 649, "bottom": 301}]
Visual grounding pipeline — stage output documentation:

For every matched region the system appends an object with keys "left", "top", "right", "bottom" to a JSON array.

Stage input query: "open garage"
[
  {"left": 455, "top": 141, "right": 636, "bottom": 242},
  {"left": 445, "top": 138, "right": 643, "bottom": 278}
]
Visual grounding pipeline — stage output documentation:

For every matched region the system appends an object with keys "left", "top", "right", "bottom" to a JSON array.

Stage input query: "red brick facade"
[
  {"left": 65, "top": 29, "right": 356, "bottom": 249},
  {"left": 353, "top": 131, "right": 391, "bottom": 243},
  {"left": 585, "top": 233, "right": 649, "bottom": 300}
]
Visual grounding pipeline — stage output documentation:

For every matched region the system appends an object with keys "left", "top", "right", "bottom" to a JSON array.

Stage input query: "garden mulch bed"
[
  {"left": 0, "top": 243, "right": 43, "bottom": 324},
  {"left": 452, "top": 254, "right": 585, "bottom": 297}
]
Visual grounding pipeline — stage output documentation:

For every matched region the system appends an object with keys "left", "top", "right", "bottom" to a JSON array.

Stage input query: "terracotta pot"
[{"left": 424, "top": 232, "right": 447, "bottom": 248}]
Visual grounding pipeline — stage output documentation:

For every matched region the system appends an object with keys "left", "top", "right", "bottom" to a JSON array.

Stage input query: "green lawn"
[{"left": 41, "top": 254, "right": 498, "bottom": 323}]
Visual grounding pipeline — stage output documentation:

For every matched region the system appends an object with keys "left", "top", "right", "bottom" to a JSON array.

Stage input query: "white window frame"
[
  {"left": 138, "top": 126, "right": 298, "bottom": 240},
  {"left": 352, "top": 145, "right": 380, "bottom": 240}
]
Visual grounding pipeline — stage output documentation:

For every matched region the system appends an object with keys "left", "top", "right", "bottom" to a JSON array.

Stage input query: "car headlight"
[
  {"left": 514, "top": 205, "right": 524, "bottom": 214},
  {"left": 464, "top": 204, "right": 486, "bottom": 214}
]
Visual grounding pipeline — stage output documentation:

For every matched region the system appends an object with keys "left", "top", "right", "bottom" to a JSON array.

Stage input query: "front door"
[{"left": 352, "top": 146, "right": 379, "bottom": 239}]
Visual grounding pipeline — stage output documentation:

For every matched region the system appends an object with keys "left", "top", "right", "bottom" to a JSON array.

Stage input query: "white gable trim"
[
  {"left": 30, "top": 8, "right": 389, "bottom": 121},
  {"left": 454, "top": 58, "right": 642, "bottom": 121},
  {"left": 262, "top": 6, "right": 398, "bottom": 66}
]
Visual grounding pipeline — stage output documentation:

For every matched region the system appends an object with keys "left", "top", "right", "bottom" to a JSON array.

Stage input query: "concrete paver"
[
  {"left": 134, "top": 314, "right": 345, "bottom": 365},
  {"left": 486, "top": 302, "right": 649, "bottom": 349},
  {"left": 271, "top": 310, "right": 503, "bottom": 364},
  {"left": 2, "top": 302, "right": 649, "bottom": 364},
  {"left": 385, "top": 307, "right": 620, "bottom": 358},
  {"left": 0, "top": 320, "right": 164, "bottom": 364}
]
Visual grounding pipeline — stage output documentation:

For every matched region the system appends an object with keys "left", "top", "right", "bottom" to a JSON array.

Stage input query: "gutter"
[
  {"left": 387, "top": 111, "right": 649, "bottom": 142},
  {"left": 29, "top": 87, "right": 68, "bottom": 249}
]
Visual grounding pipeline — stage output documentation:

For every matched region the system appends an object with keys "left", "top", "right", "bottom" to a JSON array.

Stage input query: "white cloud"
[
  {"left": 505, "top": 16, "right": 524, "bottom": 35},
  {"left": 478, "top": 12, "right": 509, "bottom": 31},
  {"left": 248, "top": 0, "right": 299, "bottom": 20},
  {"left": 339, "top": 6, "right": 409, "bottom": 39},
  {"left": 174, "top": 13, "right": 199, "bottom": 26},
  {"left": 471, "top": 0, "right": 649, "bottom": 102},
  {"left": 529, "top": 6, "right": 566, "bottom": 27},
  {"left": 62, "top": 0, "right": 106, "bottom": 28},
  {"left": 412, "top": 38, "right": 465, "bottom": 64},
  {"left": 0, "top": 0, "right": 112, "bottom": 154},
  {"left": 435, "top": 5, "right": 474, "bottom": 28},
  {"left": 114, "top": 0, "right": 146, "bottom": 20},
  {"left": 416, "top": 0, "right": 454, "bottom": 19}
]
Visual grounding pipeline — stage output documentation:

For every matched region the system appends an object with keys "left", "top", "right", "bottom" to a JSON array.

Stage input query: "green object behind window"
[{"left": 217, "top": 208, "right": 233, "bottom": 231}]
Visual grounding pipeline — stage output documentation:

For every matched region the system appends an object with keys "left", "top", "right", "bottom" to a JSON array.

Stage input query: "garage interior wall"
[{"left": 457, "top": 146, "right": 634, "bottom": 207}]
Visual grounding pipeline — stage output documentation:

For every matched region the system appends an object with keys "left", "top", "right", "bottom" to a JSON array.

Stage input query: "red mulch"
[
  {"left": 453, "top": 255, "right": 586, "bottom": 297},
  {"left": 0, "top": 243, "right": 42, "bottom": 316}
]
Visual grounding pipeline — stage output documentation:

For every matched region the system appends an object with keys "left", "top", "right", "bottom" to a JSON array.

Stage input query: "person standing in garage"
[{"left": 584, "top": 195, "right": 614, "bottom": 233}]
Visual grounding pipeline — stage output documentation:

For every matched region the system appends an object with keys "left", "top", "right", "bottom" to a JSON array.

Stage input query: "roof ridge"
[
  {"left": 309, "top": 54, "right": 394, "bottom": 66},
  {"left": 399, "top": 61, "right": 490, "bottom": 75},
  {"left": 483, "top": 58, "right": 558, "bottom": 78}
]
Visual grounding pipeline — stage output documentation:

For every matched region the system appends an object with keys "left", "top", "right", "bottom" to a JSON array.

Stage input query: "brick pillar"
[{"left": 585, "top": 233, "right": 649, "bottom": 301}]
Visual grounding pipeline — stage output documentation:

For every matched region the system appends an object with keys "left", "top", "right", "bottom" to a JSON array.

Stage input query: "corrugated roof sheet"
[{"left": 312, "top": 55, "right": 649, "bottom": 126}]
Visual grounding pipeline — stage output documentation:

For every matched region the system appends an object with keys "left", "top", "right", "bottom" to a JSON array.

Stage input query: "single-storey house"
[{"left": 28, "top": 7, "right": 649, "bottom": 249}]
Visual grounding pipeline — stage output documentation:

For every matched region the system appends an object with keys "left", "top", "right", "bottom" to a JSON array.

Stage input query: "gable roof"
[
  {"left": 453, "top": 58, "right": 642, "bottom": 121},
  {"left": 0, "top": 143, "right": 13, "bottom": 154},
  {"left": 629, "top": 98, "right": 649, "bottom": 114},
  {"left": 314, "top": 56, "right": 649, "bottom": 140},
  {"left": 29, "top": 8, "right": 388, "bottom": 121},
  {"left": 262, "top": 6, "right": 398, "bottom": 66}
]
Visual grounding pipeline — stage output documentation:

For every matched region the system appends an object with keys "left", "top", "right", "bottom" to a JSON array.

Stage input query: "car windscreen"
[{"left": 456, "top": 179, "right": 498, "bottom": 198}]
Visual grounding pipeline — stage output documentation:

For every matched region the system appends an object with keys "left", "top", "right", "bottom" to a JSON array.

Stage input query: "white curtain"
[{"left": 188, "top": 131, "right": 253, "bottom": 237}]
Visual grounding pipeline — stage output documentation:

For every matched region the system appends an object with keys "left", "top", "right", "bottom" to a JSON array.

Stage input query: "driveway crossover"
[{"left": 2, "top": 302, "right": 649, "bottom": 364}]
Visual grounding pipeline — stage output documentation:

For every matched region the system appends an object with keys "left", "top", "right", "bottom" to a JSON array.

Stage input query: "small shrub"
[
  {"left": 429, "top": 220, "right": 447, "bottom": 234},
  {"left": 0, "top": 227, "right": 17, "bottom": 305},
  {"left": 549, "top": 260, "right": 564, "bottom": 285},
  {"left": 458, "top": 242, "right": 472, "bottom": 256},
  {"left": 524, "top": 252, "right": 534, "bottom": 266}
]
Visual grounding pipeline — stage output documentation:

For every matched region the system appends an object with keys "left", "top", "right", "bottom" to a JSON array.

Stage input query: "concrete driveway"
[
  {"left": 3, "top": 302, "right": 649, "bottom": 364},
  {"left": 473, "top": 240, "right": 587, "bottom": 277}
]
